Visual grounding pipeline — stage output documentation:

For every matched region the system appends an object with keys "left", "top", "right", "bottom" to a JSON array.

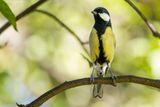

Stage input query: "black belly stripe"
[
  {"left": 97, "top": 36, "right": 106, "bottom": 64},
  {"left": 94, "top": 20, "right": 111, "bottom": 64}
]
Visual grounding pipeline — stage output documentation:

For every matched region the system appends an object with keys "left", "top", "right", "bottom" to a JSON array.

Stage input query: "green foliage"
[{"left": 0, "top": 0, "right": 17, "bottom": 30}]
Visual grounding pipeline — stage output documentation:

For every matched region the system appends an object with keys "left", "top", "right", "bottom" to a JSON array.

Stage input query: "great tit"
[{"left": 89, "top": 7, "right": 116, "bottom": 98}]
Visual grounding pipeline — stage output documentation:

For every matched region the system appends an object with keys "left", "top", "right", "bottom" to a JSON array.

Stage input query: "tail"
[
  {"left": 93, "top": 73, "right": 103, "bottom": 98},
  {"left": 93, "top": 84, "right": 103, "bottom": 98},
  {"left": 92, "top": 63, "right": 108, "bottom": 98}
]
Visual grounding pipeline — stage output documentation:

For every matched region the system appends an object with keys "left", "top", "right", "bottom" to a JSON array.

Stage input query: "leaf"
[{"left": 0, "top": 0, "right": 17, "bottom": 30}]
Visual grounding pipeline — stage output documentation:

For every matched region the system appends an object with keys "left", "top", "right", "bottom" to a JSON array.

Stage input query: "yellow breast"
[
  {"left": 89, "top": 28, "right": 99, "bottom": 62},
  {"left": 89, "top": 27, "right": 116, "bottom": 64},
  {"left": 101, "top": 27, "right": 115, "bottom": 63}
]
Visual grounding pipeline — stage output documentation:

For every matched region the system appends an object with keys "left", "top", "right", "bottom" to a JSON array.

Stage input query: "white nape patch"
[{"left": 99, "top": 13, "right": 110, "bottom": 22}]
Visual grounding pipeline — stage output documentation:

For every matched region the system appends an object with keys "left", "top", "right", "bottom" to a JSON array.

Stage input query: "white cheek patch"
[{"left": 99, "top": 13, "right": 110, "bottom": 22}]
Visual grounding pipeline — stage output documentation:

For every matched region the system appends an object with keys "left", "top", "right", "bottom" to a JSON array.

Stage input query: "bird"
[{"left": 89, "top": 7, "right": 116, "bottom": 98}]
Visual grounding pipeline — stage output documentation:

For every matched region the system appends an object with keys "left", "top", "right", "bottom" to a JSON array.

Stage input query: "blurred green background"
[{"left": 0, "top": 0, "right": 160, "bottom": 107}]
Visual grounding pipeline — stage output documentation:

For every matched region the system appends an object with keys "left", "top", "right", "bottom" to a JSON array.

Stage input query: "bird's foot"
[
  {"left": 90, "top": 74, "right": 95, "bottom": 83},
  {"left": 111, "top": 75, "right": 117, "bottom": 87},
  {"left": 109, "top": 68, "right": 117, "bottom": 87}
]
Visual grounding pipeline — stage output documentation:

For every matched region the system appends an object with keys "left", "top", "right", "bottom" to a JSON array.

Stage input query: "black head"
[{"left": 92, "top": 7, "right": 110, "bottom": 23}]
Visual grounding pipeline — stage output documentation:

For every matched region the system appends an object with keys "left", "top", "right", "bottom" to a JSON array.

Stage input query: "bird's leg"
[
  {"left": 90, "top": 67, "right": 95, "bottom": 82},
  {"left": 108, "top": 68, "right": 117, "bottom": 86},
  {"left": 90, "top": 63, "right": 96, "bottom": 83},
  {"left": 104, "top": 63, "right": 117, "bottom": 86}
]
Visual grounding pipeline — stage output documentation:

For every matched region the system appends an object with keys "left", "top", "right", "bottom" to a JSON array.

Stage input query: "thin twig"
[
  {"left": 125, "top": 0, "right": 160, "bottom": 38},
  {"left": 0, "top": 0, "right": 48, "bottom": 34},
  {"left": 35, "top": 9, "right": 89, "bottom": 55},
  {"left": 17, "top": 75, "right": 160, "bottom": 107},
  {"left": 82, "top": 41, "right": 89, "bottom": 45}
]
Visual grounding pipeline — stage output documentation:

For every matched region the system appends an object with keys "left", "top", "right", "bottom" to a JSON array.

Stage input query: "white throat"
[{"left": 99, "top": 13, "right": 110, "bottom": 22}]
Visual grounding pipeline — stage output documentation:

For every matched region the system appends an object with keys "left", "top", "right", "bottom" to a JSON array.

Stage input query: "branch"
[
  {"left": 35, "top": 9, "right": 89, "bottom": 55},
  {"left": 0, "top": 0, "right": 48, "bottom": 34},
  {"left": 17, "top": 75, "right": 160, "bottom": 107},
  {"left": 125, "top": 0, "right": 160, "bottom": 38}
]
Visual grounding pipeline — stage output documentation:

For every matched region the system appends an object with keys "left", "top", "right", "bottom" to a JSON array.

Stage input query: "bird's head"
[{"left": 92, "top": 7, "right": 110, "bottom": 23}]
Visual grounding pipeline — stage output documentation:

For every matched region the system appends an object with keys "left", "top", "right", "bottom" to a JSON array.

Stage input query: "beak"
[{"left": 91, "top": 11, "right": 97, "bottom": 15}]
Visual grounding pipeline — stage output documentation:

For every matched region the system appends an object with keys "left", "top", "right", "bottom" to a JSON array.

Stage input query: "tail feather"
[
  {"left": 92, "top": 63, "right": 108, "bottom": 98},
  {"left": 93, "top": 84, "right": 103, "bottom": 98}
]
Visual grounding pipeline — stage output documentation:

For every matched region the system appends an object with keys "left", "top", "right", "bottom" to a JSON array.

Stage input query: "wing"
[
  {"left": 89, "top": 28, "right": 99, "bottom": 62},
  {"left": 101, "top": 27, "right": 116, "bottom": 63}
]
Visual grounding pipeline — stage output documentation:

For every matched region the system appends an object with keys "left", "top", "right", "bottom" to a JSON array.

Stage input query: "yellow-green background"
[{"left": 0, "top": 0, "right": 160, "bottom": 107}]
